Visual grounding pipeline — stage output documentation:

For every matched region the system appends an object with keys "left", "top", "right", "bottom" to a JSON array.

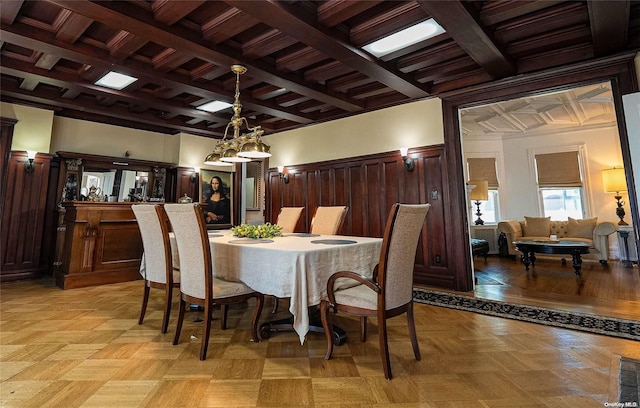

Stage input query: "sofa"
[{"left": 497, "top": 216, "right": 617, "bottom": 264}]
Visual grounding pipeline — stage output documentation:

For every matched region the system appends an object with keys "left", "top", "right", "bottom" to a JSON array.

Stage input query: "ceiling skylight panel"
[
  {"left": 362, "top": 19, "right": 445, "bottom": 58},
  {"left": 94, "top": 72, "right": 138, "bottom": 90}
]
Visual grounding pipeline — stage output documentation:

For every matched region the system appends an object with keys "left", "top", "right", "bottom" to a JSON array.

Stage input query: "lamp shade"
[
  {"left": 602, "top": 167, "right": 626, "bottom": 193},
  {"left": 468, "top": 179, "right": 488, "bottom": 201}
]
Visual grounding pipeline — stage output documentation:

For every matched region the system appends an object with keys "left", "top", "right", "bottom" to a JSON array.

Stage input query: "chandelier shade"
[
  {"left": 204, "top": 65, "right": 271, "bottom": 166},
  {"left": 203, "top": 150, "right": 232, "bottom": 167}
]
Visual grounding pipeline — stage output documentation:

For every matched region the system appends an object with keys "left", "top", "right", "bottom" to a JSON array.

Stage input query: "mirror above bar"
[{"left": 56, "top": 151, "right": 175, "bottom": 203}]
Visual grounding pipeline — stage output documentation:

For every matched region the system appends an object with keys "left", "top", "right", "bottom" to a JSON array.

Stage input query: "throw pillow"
[
  {"left": 567, "top": 217, "right": 597, "bottom": 239},
  {"left": 524, "top": 216, "right": 551, "bottom": 237}
]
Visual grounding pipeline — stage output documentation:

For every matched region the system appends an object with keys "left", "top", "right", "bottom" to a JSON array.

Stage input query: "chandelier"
[{"left": 204, "top": 65, "right": 271, "bottom": 166}]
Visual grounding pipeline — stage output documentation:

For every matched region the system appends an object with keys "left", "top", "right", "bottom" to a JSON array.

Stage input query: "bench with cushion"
[
  {"left": 498, "top": 216, "right": 616, "bottom": 264},
  {"left": 471, "top": 238, "right": 490, "bottom": 261}
]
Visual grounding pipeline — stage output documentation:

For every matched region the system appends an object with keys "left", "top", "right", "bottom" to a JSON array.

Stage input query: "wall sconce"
[
  {"left": 24, "top": 150, "right": 37, "bottom": 174},
  {"left": 278, "top": 166, "right": 290, "bottom": 184},
  {"left": 190, "top": 167, "right": 199, "bottom": 183},
  {"left": 400, "top": 147, "right": 414, "bottom": 171}
]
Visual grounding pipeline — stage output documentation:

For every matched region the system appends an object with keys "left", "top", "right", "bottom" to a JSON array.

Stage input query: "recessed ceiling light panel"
[
  {"left": 196, "top": 101, "right": 233, "bottom": 113},
  {"left": 362, "top": 18, "right": 445, "bottom": 57},
  {"left": 94, "top": 71, "right": 138, "bottom": 90}
]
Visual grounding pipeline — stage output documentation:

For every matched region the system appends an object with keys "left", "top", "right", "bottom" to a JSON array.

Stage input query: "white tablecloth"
[{"left": 208, "top": 232, "right": 382, "bottom": 344}]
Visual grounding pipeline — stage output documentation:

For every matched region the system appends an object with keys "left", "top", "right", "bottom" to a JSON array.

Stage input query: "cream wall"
[
  {"left": 50, "top": 117, "right": 181, "bottom": 164},
  {"left": 4, "top": 97, "right": 447, "bottom": 171},
  {"left": 497, "top": 126, "right": 623, "bottom": 222},
  {"left": 262, "top": 98, "right": 444, "bottom": 168},
  {"left": 465, "top": 125, "right": 624, "bottom": 256},
  {"left": 2, "top": 102, "right": 54, "bottom": 153},
  {"left": 179, "top": 132, "right": 236, "bottom": 172}
]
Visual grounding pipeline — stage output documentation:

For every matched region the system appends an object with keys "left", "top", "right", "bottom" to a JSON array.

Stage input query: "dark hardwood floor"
[{"left": 454, "top": 254, "right": 640, "bottom": 321}]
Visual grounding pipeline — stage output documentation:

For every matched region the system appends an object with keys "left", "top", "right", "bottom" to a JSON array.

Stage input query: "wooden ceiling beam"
[
  {"left": 587, "top": 0, "right": 630, "bottom": 57},
  {"left": 55, "top": 11, "right": 93, "bottom": 43},
  {"left": 224, "top": 0, "right": 431, "bottom": 98},
  {"left": 417, "top": 0, "right": 516, "bottom": 79},
  {"left": 1, "top": 23, "right": 313, "bottom": 124},
  {"left": 1, "top": 77, "right": 220, "bottom": 137},
  {"left": 201, "top": 6, "right": 259, "bottom": 44},
  {"left": 317, "top": 1, "right": 383, "bottom": 27},
  {"left": 1, "top": 56, "right": 224, "bottom": 123},
  {"left": 25, "top": 1, "right": 93, "bottom": 71},
  {"left": 0, "top": 0, "right": 24, "bottom": 25},
  {"left": 479, "top": 1, "right": 565, "bottom": 26},
  {"left": 151, "top": 0, "right": 206, "bottom": 26},
  {"left": 45, "top": 0, "right": 364, "bottom": 113},
  {"left": 108, "top": 32, "right": 149, "bottom": 62}
]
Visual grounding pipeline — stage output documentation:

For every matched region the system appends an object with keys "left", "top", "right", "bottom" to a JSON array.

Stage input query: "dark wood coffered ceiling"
[{"left": 1, "top": 1, "right": 638, "bottom": 139}]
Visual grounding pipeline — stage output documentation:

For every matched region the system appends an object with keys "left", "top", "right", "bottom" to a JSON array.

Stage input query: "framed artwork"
[{"left": 200, "top": 169, "right": 233, "bottom": 228}]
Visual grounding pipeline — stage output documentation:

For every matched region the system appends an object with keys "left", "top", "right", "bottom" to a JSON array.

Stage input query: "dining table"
[
  {"left": 211, "top": 231, "right": 382, "bottom": 344},
  {"left": 165, "top": 230, "right": 383, "bottom": 344}
]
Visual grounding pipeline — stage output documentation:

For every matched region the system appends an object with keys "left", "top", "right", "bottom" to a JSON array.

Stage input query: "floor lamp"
[
  {"left": 602, "top": 167, "right": 628, "bottom": 226},
  {"left": 468, "top": 180, "right": 489, "bottom": 225}
]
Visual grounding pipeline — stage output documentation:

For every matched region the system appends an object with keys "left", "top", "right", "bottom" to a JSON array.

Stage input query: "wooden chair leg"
[
  {"left": 407, "top": 303, "right": 421, "bottom": 361},
  {"left": 160, "top": 284, "right": 172, "bottom": 334},
  {"left": 138, "top": 282, "right": 150, "bottom": 325},
  {"left": 200, "top": 303, "right": 212, "bottom": 360},
  {"left": 320, "top": 300, "right": 334, "bottom": 360},
  {"left": 172, "top": 298, "right": 186, "bottom": 345},
  {"left": 377, "top": 313, "right": 392, "bottom": 380},
  {"left": 360, "top": 316, "right": 367, "bottom": 342},
  {"left": 220, "top": 304, "right": 228, "bottom": 330},
  {"left": 250, "top": 294, "right": 264, "bottom": 342}
]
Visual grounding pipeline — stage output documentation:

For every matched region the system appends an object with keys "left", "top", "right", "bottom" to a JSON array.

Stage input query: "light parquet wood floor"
[{"left": 1, "top": 272, "right": 639, "bottom": 408}]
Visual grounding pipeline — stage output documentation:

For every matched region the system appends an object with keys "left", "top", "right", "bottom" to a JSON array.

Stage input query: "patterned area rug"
[
  {"left": 619, "top": 357, "right": 640, "bottom": 405},
  {"left": 413, "top": 288, "right": 640, "bottom": 341}
]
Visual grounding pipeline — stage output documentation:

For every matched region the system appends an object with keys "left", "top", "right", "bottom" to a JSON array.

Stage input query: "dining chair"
[
  {"left": 164, "top": 203, "right": 264, "bottom": 360},
  {"left": 310, "top": 206, "right": 348, "bottom": 235},
  {"left": 272, "top": 206, "right": 304, "bottom": 313},
  {"left": 276, "top": 207, "right": 304, "bottom": 233},
  {"left": 132, "top": 204, "right": 179, "bottom": 334},
  {"left": 320, "top": 203, "right": 431, "bottom": 379}
]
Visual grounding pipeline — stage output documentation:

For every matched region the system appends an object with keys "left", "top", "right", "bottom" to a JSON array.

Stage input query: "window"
[
  {"left": 535, "top": 151, "right": 585, "bottom": 220},
  {"left": 474, "top": 189, "right": 499, "bottom": 224},
  {"left": 540, "top": 188, "right": 584, "bottom": 219},
  {"left": 467, "top": 158, "right": 500, "bottom": 223}
]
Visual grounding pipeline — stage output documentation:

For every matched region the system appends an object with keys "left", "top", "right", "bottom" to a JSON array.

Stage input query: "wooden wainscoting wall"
[
  {"left": 0, "top": 118, "right": 17, "bottom": 216},
  {"left": 266, "top": 145, "right": 473, "bottom": 291},
  {"left": 174, "top": 167, "right": 199, "bottom": 203},
  {"left": 1, "top": 151, "right": 53, "bottom": 281}
]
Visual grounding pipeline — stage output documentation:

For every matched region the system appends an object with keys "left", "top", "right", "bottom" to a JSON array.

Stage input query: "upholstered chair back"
[
  {"left": 310, "top": 206, "right": 348, "bottom": 235},
  {"left": 276, "top": 207, "right": 304, "bottom": 233},
  {"left": 379, "top": 204, "right": 431, "bottom": 310},
  {"left": 132, "top": 204, "right": 173, "bottom": 284},
  {"left": 165, "top": 203, "right": 210, "bottom": 300}
]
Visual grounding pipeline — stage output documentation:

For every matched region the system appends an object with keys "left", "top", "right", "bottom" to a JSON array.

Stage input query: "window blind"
[
  {"left": 467, "top": 158, "right": 498, "bottom": 188},
  {"left": 535, "top": 151, "right": 582, "bottom": 187}
]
